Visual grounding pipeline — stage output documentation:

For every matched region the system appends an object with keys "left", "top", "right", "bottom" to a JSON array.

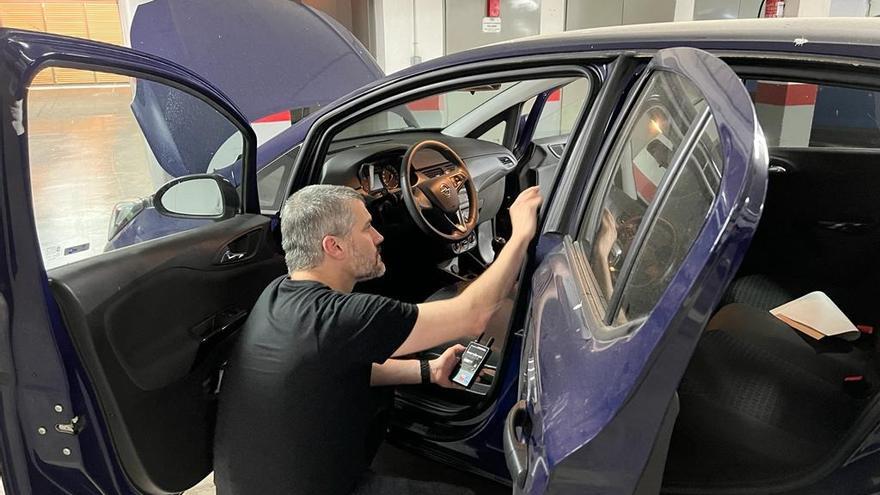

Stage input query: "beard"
[{"left": 353, "top": 247, "right": 386, "bottom": 282}]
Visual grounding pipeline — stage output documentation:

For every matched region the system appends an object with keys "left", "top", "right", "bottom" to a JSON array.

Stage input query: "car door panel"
[
  {"left": 50, "top": 215, "right": 284, "bottom": 493},
  {"left": 509, "top": 48, "right": 767, "bottom": 494},
  {"left": 0, "top": 30, "right": 269, "bottom": 495}
]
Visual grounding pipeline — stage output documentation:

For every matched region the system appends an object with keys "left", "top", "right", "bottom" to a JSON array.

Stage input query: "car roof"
[{"left": 511, "top": 17, "right": 880, "bottom": 48}]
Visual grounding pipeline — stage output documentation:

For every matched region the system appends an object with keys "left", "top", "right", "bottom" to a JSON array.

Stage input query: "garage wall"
[
  {"left": 303, "top": 0, "right": 377, "bottom": 61},
  {"left": 566, "top": 0, "right": 678, "bottom": 29},
  {"left": 692, "top": 0, "right": 763, "bottom": 20},
  {"left": 444, "top": 0, "right": 541, "bottom": 55},
  {"left": 0, "top": 0, "right": 125, "bottom": 85}
]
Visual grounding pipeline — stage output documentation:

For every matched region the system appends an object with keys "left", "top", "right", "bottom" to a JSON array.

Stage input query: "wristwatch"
[{"left": 419, "top": 359, "right": 431, "bottom": 385}]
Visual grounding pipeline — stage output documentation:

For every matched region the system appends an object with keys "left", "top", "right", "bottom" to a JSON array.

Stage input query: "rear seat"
[
  {"left": 719, "top": 274, "right": 797, "bottom": 311},
  {"left": 666, "top": 302, "right": 877, "bottom": 485}
]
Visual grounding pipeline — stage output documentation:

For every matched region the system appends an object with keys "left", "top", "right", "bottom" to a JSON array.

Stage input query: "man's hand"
[
  {"left": 508, "top": 186, "right": 543, "bottom": 243},
  {"left": 429, "top": 344, "right": 466, "bottom": 388}
]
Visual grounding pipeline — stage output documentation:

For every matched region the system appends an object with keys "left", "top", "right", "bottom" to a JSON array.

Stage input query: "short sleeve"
[{"left": 319, "top": 292, "right": 418, "bottom": 364}]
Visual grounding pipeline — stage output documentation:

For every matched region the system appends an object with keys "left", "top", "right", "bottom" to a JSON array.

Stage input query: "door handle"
[
  {"left": 504, "top": 399, "right": 530, "bottom": 488},
  {"left": 219, "top": 248, "right": 247, "bottom": 264}
]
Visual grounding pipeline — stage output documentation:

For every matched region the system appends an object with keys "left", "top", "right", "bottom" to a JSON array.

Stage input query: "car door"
[
  {"left": 0, "top": 30, "right": 287, "bottom": 495},
  {"left": 504, "top": 47, "right": 768, "bottom": 494}
]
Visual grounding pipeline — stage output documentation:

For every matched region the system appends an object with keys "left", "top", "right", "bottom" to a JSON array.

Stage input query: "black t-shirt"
[{"left": 214, "top": 277, "right": 418, "bottom": 495}]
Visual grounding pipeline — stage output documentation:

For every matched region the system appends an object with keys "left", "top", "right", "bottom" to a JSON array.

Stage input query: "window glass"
[
  {"left": 478, "top": 121, "right": 506, "bottom": 145},
  {"left": 534, "top": 78, "right": 591, "bottom": 139},
  {"left": 615, "top": 118, "right": 723, "bottom": 321},
  {"left": 334, "top": 83, "right": 515, "bottom": 140},
  {"left": 257, "top": 145, "right": 300, "bottom": 211},
  {"left": 27, "top": 67, "right": 243, "bottom": 269},
  {"left": 747, "top": 80, "right": 880, "bottom": 148},
  {"left": 582, "top": 71, "right": 706, "bottom": 305}
]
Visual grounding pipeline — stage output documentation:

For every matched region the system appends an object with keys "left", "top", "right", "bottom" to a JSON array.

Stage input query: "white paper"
[{"left": 770, "top": 291, "right": 859, "bottom": 341}]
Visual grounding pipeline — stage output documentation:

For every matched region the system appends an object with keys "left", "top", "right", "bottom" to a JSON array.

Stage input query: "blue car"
[{"left": 4, "top": 16, "right": 880, "bottom": 495}]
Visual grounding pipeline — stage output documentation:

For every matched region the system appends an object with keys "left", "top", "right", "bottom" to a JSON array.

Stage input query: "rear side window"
[
  {"left": 747, "top": 80, "right": 880, "bottom": 148},
  {"left": 615, "top": 118, "right": 723, "bottom": 321},
  {"left": 578, "top": 69, "right": 729, "bottom": 325},
  {"left": 580, "top": 71, "right": 707, "bottom": 309}
]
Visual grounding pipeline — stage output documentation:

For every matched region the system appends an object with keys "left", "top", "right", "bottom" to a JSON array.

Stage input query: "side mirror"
[{"left": 154, "top": 174, "right": 240, "bottom": 219}]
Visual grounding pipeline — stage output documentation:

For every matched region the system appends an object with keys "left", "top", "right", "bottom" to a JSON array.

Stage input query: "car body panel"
[
  {"left": 130, "top": 0, "right": 382, "bottom": 123},
  {"left": 516, "top": 47, "right": 768, "bottom": 494}
]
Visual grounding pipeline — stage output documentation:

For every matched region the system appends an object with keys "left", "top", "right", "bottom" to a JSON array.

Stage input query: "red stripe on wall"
[
  {"left": 254, "top": 110, "right": 291, "bottom": 123},
  {"left": 632, "top": 164, "right": 657, "bottom": 203},
  {"left": 407, "top": 95, "right": 441, "bottom": 111},
  {"left": 548, "top": 89, "right": 561, "bottom": 102},
  {"left": 754, "top": 82, "right": 818, "bottom": 106}
]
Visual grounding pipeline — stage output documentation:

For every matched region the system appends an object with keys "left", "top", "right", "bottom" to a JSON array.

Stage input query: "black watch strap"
[{"left": 419, "top": 359, "right": 431, "bottom": 385}]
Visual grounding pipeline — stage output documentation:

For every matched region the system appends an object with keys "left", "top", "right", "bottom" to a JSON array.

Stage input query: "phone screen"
[{"left": 451, "top": 341, "right": 491, "bottom": 388}]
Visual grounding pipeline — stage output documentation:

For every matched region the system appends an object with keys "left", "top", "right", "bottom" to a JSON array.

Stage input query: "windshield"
[{"left": 334, "top": 83, "right": 518, "bottom": 140}]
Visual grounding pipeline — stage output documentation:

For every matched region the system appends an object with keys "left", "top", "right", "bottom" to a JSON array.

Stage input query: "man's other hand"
[
  {"left": 509, "top": 186, "right": 543, "bottom": 243},
  {"left": 429, "top": 344, "right": 466, "bottom": 388}
]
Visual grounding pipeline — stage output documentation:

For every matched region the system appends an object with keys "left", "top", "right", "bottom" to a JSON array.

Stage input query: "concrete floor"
[{"left": 182, "top": 443, "right": 509, "bottom": 494}]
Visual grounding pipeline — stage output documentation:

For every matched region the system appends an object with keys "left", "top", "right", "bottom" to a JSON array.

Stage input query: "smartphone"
[{"left": 450, "top": 340, "right": 491, "bottom": 388}]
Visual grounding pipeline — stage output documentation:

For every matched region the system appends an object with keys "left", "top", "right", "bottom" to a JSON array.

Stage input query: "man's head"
[{"left": 280, "top": 185, "right": 385, "bottom": 281}]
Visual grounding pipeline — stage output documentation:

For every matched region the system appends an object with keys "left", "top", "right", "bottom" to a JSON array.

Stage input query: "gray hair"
[{"left": 280, "top": 185, "right": 364, "bottom": 272}]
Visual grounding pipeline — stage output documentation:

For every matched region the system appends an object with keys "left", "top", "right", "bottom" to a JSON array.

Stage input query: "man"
[{"left": 214, "top": 184, "right": 542, "bottom": 494}]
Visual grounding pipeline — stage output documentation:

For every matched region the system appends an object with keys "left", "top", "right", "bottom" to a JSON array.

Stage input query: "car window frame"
[
  {"left": 22, "top": 60, "right": 258, "bottom": 270},
  {"left": 294, "top": 57, "right": 611, "bottom": 189},
  {"left": 602, "top": 108, "right": 713, "bottom": 322},
  {"left": 565, "top": 63, "right": 724, "bottom": 336}
]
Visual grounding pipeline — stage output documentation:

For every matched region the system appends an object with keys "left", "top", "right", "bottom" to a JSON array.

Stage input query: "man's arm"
[
  {"left": 371, "top": 344, "right": 465, "bottom": 387},
  {"left": 392, "top": 186, "right": 542, "bottom": 357}
]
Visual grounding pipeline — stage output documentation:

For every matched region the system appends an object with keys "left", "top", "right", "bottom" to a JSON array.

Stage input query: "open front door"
[
  {"left": 504, "top": 47, "right": 768, "bottom": 494},
  {"left": 0, "top": 30, "right": 286, "bottom": 495}
]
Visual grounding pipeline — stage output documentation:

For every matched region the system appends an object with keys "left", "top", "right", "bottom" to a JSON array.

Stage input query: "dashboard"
[
  {"left": 320, "top": 133, "right": 518, "bottom": 229},
  {"left": 359, "top": 161, "right": 400, "bottom": 193}
]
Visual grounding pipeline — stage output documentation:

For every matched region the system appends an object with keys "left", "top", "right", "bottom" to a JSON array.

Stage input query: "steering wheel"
[{"left": 400, "top": 140, "right": 479, "bottom": 242}]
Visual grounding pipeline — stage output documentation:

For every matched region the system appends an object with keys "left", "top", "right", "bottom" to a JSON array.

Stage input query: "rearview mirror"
[
  {"left": 154, "top": 174, "right": 239, "bottom": 219},
  {"left": 459, "top": 84, "right": 502, "bottom": 93}
]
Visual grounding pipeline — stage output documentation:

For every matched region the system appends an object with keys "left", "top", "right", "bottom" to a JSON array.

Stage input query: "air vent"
[{"left": 548, "top": 144, "right": 565, "bottom": 158}]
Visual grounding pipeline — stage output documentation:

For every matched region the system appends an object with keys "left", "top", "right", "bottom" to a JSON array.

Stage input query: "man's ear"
[{"left": 321, "top": 235, "right": 346, "bottom": 261}]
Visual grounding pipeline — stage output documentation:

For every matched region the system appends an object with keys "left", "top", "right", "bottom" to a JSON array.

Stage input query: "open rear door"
[{"left": 504, "top": 47, "right": 768, "bottom": 494}]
